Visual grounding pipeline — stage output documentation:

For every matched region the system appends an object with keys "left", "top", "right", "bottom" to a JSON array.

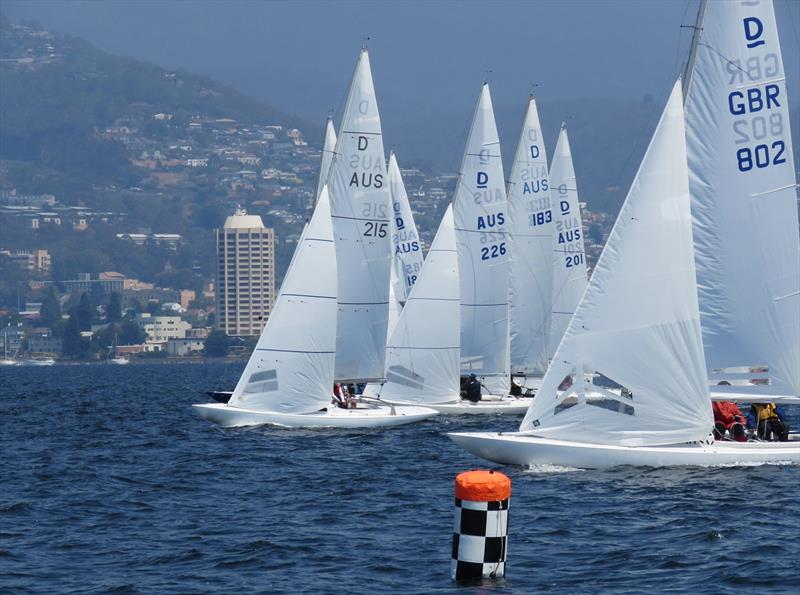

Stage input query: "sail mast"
[{"left": 682, "top": 0, "right": 708, "bottom": 101}]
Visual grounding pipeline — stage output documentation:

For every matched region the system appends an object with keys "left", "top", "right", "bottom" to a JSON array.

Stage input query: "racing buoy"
[{"left": 451, "top": 469, "right": 511, "bottom": 581}]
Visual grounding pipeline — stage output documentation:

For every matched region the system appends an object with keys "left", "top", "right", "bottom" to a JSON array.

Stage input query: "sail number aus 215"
[{"left": 363, "top": 222, "right": 387, "bottom": 237}]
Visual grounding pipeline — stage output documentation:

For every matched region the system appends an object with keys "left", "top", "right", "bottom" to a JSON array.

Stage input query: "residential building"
[
  {"left": 166, "top": 338, "right": 205, "bottom": 356},
  {"left": 215, "top": 207, "right": 275, "bottom": 336},
  {"left": 135, "top": 313, "right": 191, "bottom": 343},
  {"left": 0, "top": 249, "right": 51, "bottom": 273}
]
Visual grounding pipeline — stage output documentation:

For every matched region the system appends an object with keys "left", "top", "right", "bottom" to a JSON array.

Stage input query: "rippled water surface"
[{"left": 2, "top": 363, "right": 799, "bottom": 593}]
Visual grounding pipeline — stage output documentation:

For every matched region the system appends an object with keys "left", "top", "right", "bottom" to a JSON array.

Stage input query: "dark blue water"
[{"left": 2, "top": 363, "right": 798, "bottom": 594}]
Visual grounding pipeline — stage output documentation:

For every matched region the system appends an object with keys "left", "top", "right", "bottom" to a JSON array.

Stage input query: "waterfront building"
[{"left": 215, "top": 207, "right": 275, "bottom": 337}]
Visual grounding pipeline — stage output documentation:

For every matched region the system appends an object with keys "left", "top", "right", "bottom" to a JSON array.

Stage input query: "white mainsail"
[
  {"left": 454, "top": 83, "right": 510, "bottom": 394},
  {"left": 548, "top": 126, "right": 588, "bottom": 357},
  {"left": 684, "top": 0, "right": 799, "bottom": 395},
  {"left": 315, "top": 115, "right": 337, "bottom": 203},
  {"left": 520, "top": 80, "right": 714, "bottom": 446},
  {"left": 507, "top": 96, "right": 554, "bottom": 376},
  {"left": 229, "top": 187, "right": 337, "bottom": 414},
  {"left": 380, "top": 206, "right": 460, "bottom": 405},
  {"left": 388, "top": 152, "right": 425, "bottom": 308},
  {"left": 327, "top": 49, "right": 392, "bottom": 381}
]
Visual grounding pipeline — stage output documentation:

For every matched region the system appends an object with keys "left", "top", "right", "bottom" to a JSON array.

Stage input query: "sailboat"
[
  {"left": 547, "top": 125, "right": 588, "bottom": 359},
  {"left": 193, "top": 187, "right": 437, "bottom": 428},
  {"left": 454, "top": 83, "right": 514, "bottom": 399},
  {"left": 508, "top": 104, "right": 589, "bottom": 392},
  {"left": 373, "top": 205, "right": 529, "bottom": 414},
  {"left": 683, "top": 0, "right": 799, "bottom": 405},
  {"left": 508, "top": 95, "right": 555, "bottom": 388},
  {"left": 327, "top": 48, "right": 394, "bottom": 385},
  {"left": 450, "top": 80, "right": 799, "bottom": 467},
  {"left": 315, "top": 115, "right": 337, "bottom": 204},
  {"left": 387, "top": 152, "right": 425, "bottom": 317}
]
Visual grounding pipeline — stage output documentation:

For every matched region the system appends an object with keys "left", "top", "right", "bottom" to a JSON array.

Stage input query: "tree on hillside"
[
  {"left": 119, "top": 320, "right": 146, "bottom": 345},
  {"left": 40, "top": 286, "right": 62, "bottom": 327},
  {"left": 106, "top": 292, "right": 122, "bottom": 323},
  {"left": 203, "top": 331, "right": 229, "bottom": 357},
  {"left": 62, "top": 315, "right": 83, "bottom": 358},
  {"left": 77, "top": 292, "right": 93, "bottom": 331}
]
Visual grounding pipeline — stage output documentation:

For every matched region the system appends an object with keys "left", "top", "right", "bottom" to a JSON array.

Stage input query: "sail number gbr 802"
[{"left": 728, "top": 15, "right": 787, "bottom": 173}]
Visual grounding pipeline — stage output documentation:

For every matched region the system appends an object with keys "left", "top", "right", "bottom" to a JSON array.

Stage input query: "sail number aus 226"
[{"left": 481, "top": 243, "right": 506, "bottom": 261}]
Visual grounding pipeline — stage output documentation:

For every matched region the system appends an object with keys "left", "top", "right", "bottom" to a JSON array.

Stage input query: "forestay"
[
  {"left": 507, "top": 96, "right": 554, "bottom": 376},
  {"left": 229, "top": 187, "right": 337, "bottom": 414},
  {"left": 380, "top": 206, "right": 460, "bottom": 405},
  {"left": 548, "top": 126, "right": 588, "bottom": 357},
  {"left": 328, "top": 49, "right": 392, "bottom": 381},
  {"left": 684, "top": 0, "right": 800, "bottom": 396},
  {"left": 520, "top": 81, "right": 714, "bottom": 447},
  {"left": 454, "top": 84, "right": 510, "bottom": 394},
  {"left": 388, "top": 152, "right": 425, "bottom": 308},
  {"left": 315, "top": 116, "right": 337, "bottom": 203}
]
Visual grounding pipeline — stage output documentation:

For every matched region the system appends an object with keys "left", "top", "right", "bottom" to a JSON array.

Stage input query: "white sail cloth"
[
  {"left": 327, "top": 49, "right": 392, "bottom": 381},
  {"left": 548, "top": 126, "right": 588, "bottom": 357},
  {"left": 454, "top": 84, "right": 510, "bottom": 393},
  {"left": 388, "top": 152, "right": 425, "bottom": 307},
  {"left": 380, "top": 206, "right": 460, "bottom": 405},
  {"left": 315, "top": 116, "right": 337, "bottom": 202},
  {"left": 685, "top": 0, "right": 800, "bottom": 396},
  {"left": 520, "top": 80, "right": 714, "bottom": 447},
  {"left": 229, "top": 187, "right": 337, "bottom": 414},
  {"left": 507, "top": 97, "right": 554, "bottom": 376}
]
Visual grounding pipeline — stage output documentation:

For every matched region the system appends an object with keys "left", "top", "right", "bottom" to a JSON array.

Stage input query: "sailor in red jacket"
[{"left": 712, "top": 401, "right": 747, "bottom": 442}]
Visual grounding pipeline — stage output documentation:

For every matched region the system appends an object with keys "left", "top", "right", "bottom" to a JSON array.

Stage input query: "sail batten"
[
  {"left": 454, "top": 84, "right": 510, "bottom": 393},
  {"left": 684, "top": 0, "right": 800, "bottom": 396},
  {"left": 327, "top": 49, "right": 392, "bottom": 381},
  {"left": 520, "top": 80, "right": 713, "bottom": 446}
]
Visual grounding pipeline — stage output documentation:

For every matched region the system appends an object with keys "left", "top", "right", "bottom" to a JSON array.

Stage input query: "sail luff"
[{"left": 682, "top": 0, "right": 709, "bottom": 102}]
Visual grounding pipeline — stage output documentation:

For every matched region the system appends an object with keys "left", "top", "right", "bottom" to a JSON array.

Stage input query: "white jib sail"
[
  {"left": 327, "top": 49, "right": 392, "bottom": 381},
  {"left": 454, "top": 83, "right": 510, "bottom": 394},
  {"left": 685, "top": 0, "right": 800, "bottom": 395},
  {"left": 229, "top": 186, "right": 337, "bottom": 414},
  {"left": 388, "top": 152, "right": 425, "bottom": 307},
  {"left": 520, "top": 80, "right": 714, "bottom": 447},
  {"left": 548, "top": 126, "right": 588, "bottom": 357},
  {"left": 315, "top": 115, "right": 337, "bottom": 203},
  {"left": 507, "top": 96, "right": 554, "bottom": 376},
  {"left": 380, "top": 205, "right": 460, "bottom": 405}
]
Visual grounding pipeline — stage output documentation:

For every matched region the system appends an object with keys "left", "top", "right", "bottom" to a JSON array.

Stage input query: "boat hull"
[
  {"left": 448, "top": 432, "right": 800, "bottom": 469},
  {"left": 416, "top": 398, "right": 530, "bottom": 415},
  {"left": 192, "top": 402, "right": 438, "bottom": 428}
]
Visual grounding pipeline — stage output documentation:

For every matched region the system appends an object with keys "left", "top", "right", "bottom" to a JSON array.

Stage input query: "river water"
[{"left": 2, "top": 363, "right": 798, "bottom": 593}]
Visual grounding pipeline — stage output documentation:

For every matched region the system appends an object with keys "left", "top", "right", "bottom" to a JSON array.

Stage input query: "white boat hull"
[
  {"left": 408, "top": 397, "right": 531, "bottom": 415},
  {"left": 448, "top": 432, "right": 800, "bottom": 469},
  {"left": 192, "top": 402, "right": 438, "bottom": 428}
]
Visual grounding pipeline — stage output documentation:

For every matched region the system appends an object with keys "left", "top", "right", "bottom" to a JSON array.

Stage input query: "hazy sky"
[{"left": 5, "top": 0, "right": 799, "bottom": 121}]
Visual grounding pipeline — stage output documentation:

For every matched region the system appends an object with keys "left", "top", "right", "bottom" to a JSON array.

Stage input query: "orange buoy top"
[{"left": 454, "top": 469, "right": 511, "bottom": 502}]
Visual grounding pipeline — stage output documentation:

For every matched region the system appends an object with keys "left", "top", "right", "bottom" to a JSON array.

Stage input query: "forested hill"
[{"left": 0, "top": 17, "right": 317, "bottom": 194}]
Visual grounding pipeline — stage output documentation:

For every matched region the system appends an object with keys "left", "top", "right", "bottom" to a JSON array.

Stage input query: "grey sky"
[
  {"left": 5, "top": 1, "right": 798, "bottom": 113},
  {"left": 3, "top": 0, "right": 799, "bottom": 175}
]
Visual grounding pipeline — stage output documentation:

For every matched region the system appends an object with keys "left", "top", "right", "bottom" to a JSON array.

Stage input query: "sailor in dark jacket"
[{"left": 462, "top": 374, "right": 482, "bottom": 403}]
